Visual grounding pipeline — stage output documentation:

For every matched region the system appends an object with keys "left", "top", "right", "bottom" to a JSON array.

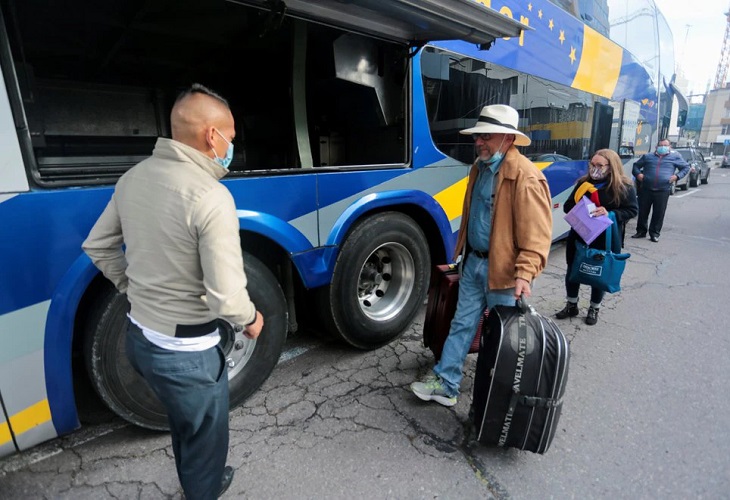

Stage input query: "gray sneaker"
[{"left": 410, "top": 374, "right": 457, "bottom": 407}]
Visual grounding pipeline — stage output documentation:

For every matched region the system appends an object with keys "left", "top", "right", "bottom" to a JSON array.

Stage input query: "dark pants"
[
  {"left": 126, "top": 323, "right": 229, "bottom": 500},
  {"left": 636, "top": 188, "right": 670, "bottom": 238},
  {"left": 565, "top": 246, "right": 605, "bottom": 306},
  {"left": 565, "top": 274, "right": 605, "bottom": 306}
]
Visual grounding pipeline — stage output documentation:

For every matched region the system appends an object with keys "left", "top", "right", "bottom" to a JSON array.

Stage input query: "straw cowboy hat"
[{"left": 459, "top": 104, "right": 531, "bottom": 146}]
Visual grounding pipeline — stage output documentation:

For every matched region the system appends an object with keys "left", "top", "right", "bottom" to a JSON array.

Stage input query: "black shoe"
[
  {"left": 631, "top": 232, "right": 646, "bottom": 239},
  {"left": 555, "top": 302, "right": 579, "bottom": 319},
  {"left": 219, "top": 466, "right": 234, "bottom": 497},
  {"left": 650, "top": 236, "right": 659, "bottom": 242},
  {"left": 585, "top": 307, "right": 599, "bottom": 325}
]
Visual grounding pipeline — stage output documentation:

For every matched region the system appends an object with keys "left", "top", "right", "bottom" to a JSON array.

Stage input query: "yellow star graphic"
[
  {"left": 559, "top": 30, "right": 565, "bottom": 44},
  {"left": 538, "top": 9, "right": 543, "bottom": 19},
  {"left": 569, "top": 46, "right": 577, "bottom": 64},
  {"left": 549, "top": 19, "right": 554, "bottom": 30},
  {"left": 528, "top": 3, "right": 533, "bottom": 11}
]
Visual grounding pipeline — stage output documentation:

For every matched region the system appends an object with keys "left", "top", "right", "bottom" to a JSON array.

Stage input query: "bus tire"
[
  {"left": 83, "top": 252, "right": 287, "bottom": 430},
  {"left": 317, "top": 212, "right": 430, "bottom": 350}
]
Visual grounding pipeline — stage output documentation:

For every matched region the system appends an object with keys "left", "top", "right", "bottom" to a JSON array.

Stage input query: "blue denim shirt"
[{"left": 467, "top": 157, "right": 502, "bottom": 252}]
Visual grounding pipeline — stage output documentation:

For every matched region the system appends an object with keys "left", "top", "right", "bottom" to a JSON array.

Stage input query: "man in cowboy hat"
[{"left": 411, "top": 104, "right": 553, "bottom": 406}]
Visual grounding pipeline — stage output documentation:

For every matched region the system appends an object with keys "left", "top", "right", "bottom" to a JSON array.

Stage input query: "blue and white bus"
[{"left": 0, "top": 0, "right": 679, "bottom": 457}]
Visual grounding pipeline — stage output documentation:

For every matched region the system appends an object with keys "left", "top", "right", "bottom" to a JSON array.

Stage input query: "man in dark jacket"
[{"left": 631, "top": 139, "right": 689, "bottom": 242}]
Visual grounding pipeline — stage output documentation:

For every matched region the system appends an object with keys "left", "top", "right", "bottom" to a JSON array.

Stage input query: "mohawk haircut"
[{"left": 175, "top": 83, "right": 229, "bottom": 108}]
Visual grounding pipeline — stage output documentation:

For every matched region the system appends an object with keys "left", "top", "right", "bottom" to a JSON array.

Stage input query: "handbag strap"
[
  {"left": 605, "top": 212, "right": 614, "bottom": 251},
  {"left": 607, "top": 212, "right": 622, "bottom": 253}
]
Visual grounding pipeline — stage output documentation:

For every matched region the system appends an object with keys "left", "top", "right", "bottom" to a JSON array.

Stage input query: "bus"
[{"left": 0, "top": 0, "right": 678, "bottom": 458}]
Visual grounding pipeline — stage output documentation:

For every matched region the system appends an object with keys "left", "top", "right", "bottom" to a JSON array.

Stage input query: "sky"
[{"left": 652, "top": 0, "right": 729, "bottom": 97}]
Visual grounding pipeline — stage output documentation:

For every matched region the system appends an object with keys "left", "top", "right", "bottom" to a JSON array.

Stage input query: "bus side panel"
[
  {"left": 224, "top": 174, "right": 320, "bottom": 248},
  {"left": 0, "top": 301, "right": 57, "bottom": 457},
  {"left": 0, "top": 410, "right": 14, "bottom": 457},
  {"left": 316, "top": 166, "right": 467, "bottom": 275},
  {"left": 0, "top": 190, "right": 113, "bottom": 453},
  {"left": 0, "top": 189, "right": 114, "bottom": 315},
  {"left": 44, "top": 254, "right": 103, "bottom": 436},
  {"left": 537, "top": 160, "right": 588, "bottom": 239}
]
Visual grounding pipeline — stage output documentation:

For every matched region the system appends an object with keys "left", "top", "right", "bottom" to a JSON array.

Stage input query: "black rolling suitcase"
[{"left": 471, "top": 299, "right": 569, "bottom": 454}]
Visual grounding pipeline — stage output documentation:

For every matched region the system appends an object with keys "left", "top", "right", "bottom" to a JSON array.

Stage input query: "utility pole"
[{"left": 713, "top": 3, "right": 730, "bottom": 89}]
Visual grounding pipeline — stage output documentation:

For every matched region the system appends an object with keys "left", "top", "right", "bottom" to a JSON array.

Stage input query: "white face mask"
[
  {"left": 588, "top": 158, "right": 609, "bottom": 180},
  {"left": 589, "top": 166, "right": 609, "bottom": 180}
]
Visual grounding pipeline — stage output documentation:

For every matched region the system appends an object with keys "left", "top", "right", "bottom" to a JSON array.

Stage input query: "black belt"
[
  {"left": 174, "top": 319, "right": 219, "bottom": 338},
  {"left": 472, "top": 249, "right": 489, "bottom": 259}
]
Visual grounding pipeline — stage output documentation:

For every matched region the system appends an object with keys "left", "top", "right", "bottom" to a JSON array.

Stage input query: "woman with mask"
[{"left": 555, "top": 149, "right": 638, "bottom": 325}]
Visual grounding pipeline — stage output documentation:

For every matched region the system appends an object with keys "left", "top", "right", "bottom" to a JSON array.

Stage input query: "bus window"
[
  {"left": 422, "top": 47, "right": 609, "bottom": 163},
  {"left": 4, "top": 1, "right": 409, "bottom": 184},
  {"left": 305, "top": 25, "right": 407, "bottom": 168}
]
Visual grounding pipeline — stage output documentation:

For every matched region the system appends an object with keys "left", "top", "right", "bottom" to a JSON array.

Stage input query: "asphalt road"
[{"left": 1, "top": 167, "right": 729, "bottom": 499}]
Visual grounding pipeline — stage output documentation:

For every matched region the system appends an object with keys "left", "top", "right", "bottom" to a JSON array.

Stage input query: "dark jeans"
[
  {"left": 636, "top": 188, "right": 670, "bottom": 238},
  {"left": 565, "top": 236, "right": 605, "bottom": 306},
  {"left": 126, "top": 323, "right": 229, "bottom": 500}
]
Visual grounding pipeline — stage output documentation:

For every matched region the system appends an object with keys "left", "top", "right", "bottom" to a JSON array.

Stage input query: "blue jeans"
[
  {"left": 126, "top": 323, "right": 229, "bottom": 500},
  {"left": 433, "top": 253, "right": 517, "bottom": 397}
]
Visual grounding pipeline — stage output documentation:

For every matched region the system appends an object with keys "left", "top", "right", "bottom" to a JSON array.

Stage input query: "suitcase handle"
[{"left": 516, "top": 294, "right": 530, "bottom": 313}]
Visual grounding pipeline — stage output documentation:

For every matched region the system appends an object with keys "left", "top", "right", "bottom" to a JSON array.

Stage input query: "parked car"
[
  {"left": 675, "top": 147, "right": 710, "bottom": 188},
  {"left": 670, "top": 170, "right": 687, "bottom": 194},
  {"left": 527, "top": 153, "right": 572, "bottom": 162}
]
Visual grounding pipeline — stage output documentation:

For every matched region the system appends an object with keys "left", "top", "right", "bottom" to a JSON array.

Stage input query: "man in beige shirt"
[{"left": 83, "top": 84, "right": 262, "bottom": 499}]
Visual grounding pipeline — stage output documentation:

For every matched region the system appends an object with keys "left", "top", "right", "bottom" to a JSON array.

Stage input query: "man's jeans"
[
  {"left": 433, "top": 253, "right": 517, "bottom": 397},
  {"left": 126, "top": 323, "right": 229, "bottom": 500}
]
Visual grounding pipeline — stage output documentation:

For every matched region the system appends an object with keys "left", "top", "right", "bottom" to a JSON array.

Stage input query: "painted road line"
[{"left": 675, "top": 189, "right": 699, "bottom": 198}]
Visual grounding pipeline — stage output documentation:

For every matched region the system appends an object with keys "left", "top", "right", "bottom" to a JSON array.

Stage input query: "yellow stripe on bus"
[
  {"left": 0, "top": 420, "right": 12, "bottom": 446},
  {"left": 527, "top": 121, "right": 590, "bottom": 141},
  {"left": 433, "top": 176, "right": 467, "bottom": 221},
  {"left": 572, "top": 25, "right": 622, "bottom": 98},
  {"left": 9, "top": 399, "right": 52, "bottom": 436}
]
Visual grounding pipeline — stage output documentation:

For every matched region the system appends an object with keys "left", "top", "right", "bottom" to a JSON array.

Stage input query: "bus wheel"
[
  {"left": 317, "top": 212, "right": 430, "bottom": 350},
  {"left": 83, "top": 252, "right": 288, "bottom": 430}
]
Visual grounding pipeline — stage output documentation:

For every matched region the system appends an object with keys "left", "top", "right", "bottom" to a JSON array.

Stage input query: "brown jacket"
[{"left": 453, "top": 146, "right": 553, "bottom": 290}]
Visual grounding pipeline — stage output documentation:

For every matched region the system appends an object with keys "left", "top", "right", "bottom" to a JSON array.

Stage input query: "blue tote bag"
[{"left": 568, "top": 212, "right": 630, "bottom": 293}]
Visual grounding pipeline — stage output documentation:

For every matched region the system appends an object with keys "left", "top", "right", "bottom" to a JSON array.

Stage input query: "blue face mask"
[
  {"left": 212, "top": 129, "right": 234, "bottom": 169},
  {"left": 484, "top": 136, "right": 506, "bottom": 165},
  {"left": 486, "top": 151, "right": 503, "bottom": 165},
  {"left": 656, "top": 146, "right": 670, "bottom": 155}
]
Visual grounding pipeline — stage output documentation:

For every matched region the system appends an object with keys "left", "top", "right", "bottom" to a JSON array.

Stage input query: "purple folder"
[{"left": 563, "top": 196, "right": 613, "bottom": 244}]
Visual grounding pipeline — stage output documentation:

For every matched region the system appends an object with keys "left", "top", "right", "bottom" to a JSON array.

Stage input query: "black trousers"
[
  {"left": 564, "top": 237, "right": 605, "bottom": 306},
  {"left": 126, "top": 324, "right": 229, "bottom": 500},
  {"left": 636, "top": 188, "right": 670, "bottom": 238}
]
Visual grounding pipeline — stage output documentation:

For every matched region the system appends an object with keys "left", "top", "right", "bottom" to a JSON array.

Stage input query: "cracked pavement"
[{"left": 2, "top": 181, "right": 730, "bottom": 498}]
